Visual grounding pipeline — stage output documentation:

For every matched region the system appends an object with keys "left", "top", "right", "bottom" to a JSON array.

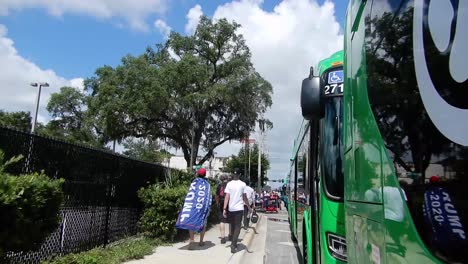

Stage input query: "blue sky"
[
  {"left": 0, "top": 0, "right": 346, "bottom": 79},
  {"left": 0, "top": 0, "right": 346, "bottom": 181}
]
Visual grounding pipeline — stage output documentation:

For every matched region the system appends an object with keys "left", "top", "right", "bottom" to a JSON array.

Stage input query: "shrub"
[
  {"left": 138, "top": 184, "right": 187, "bottom": 241},
  {"left": 0, "top": 150, "right": 64, "bottom": 257},
  {"left": 162, "top": 169, "right": 193, "bottom": 188}
]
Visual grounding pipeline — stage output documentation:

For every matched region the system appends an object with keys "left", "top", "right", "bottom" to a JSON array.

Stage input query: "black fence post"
[
  {"left": 104, "top": 163, "right": 113, "bottom": 247},
  {"left": 104, "top": 155, "right": 118, "bottom": 247}
]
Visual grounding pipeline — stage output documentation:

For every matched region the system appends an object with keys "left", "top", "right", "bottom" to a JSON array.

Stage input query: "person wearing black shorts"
[{"left": 215, "top": 174, "right": 230, "bottom": 244}]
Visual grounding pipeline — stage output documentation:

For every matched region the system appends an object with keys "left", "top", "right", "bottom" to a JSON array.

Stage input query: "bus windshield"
[{"left": 321, "top": 67, "right": 344, "bottom": 200}]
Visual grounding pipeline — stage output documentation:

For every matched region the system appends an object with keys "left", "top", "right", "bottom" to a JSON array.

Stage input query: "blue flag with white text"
[
  {"left": 423, "top": 186, "right": 467, "bottom": 257},
  {"left": 175, "top": 177, "right": 212, "bottom": 232}
]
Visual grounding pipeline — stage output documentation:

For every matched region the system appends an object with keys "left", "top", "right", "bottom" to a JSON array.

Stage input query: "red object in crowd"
[
  {"left": 429, "top": 176, "right": 440, "bottom": 183},
  {"left": 265, "top": 196, "right": 278, "bottom": 213},
  {"left": 197, "top": 168, "right": 206, "bottom": 176}
]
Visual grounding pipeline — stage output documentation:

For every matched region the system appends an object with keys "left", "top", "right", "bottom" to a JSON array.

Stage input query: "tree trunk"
[{"left": 187, "top": 127, "right": 202, "bottom": 169}]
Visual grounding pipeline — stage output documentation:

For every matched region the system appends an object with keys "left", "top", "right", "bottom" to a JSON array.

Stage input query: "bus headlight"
[{"left": 326, "top": 232, "right": 347, "bottom": 262}]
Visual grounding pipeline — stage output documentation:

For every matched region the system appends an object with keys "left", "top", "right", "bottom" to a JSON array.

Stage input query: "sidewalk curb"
[{"left": 235, "top": 214, "right": 263, "bottom": 259}]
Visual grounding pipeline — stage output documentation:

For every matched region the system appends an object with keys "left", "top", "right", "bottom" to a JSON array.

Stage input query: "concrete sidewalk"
[{"left": 125, "top": 215, "right": 263, "bottom": 264}]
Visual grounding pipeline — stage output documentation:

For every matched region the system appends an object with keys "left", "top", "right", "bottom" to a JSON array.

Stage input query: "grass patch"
[{"left": 42, "top": 237, "right": 163, "bottom": 264}]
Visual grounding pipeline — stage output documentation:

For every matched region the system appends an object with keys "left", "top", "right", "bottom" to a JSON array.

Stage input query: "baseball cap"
[
  {"left": 429, "top": 176, "right": 440, "bottom": 183},
  {"left": 197, "top": 168, "right": 206, "bottom": 177}
]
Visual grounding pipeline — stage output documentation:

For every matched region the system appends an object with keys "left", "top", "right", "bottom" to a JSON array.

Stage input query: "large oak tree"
[{"left": 84, "top": 16, "right": 273, "bottom": 166}]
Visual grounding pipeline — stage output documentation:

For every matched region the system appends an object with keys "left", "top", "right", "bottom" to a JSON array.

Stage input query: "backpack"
[{"left": 218, "top": 183, "right": 226, "bottom": 198}]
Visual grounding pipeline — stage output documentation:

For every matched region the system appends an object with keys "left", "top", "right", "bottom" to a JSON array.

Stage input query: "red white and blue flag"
[{"left": 176, "top": 177, "right": 212, "bottom": 232}]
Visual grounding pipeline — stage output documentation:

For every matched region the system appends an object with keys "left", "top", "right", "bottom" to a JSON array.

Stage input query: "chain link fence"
[{"left": 0, "top": 127, "right": 168, "bottom": 263}]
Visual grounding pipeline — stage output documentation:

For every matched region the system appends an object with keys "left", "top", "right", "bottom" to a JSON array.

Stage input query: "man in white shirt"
[
  {"left": 243, "top": 180, "right": 255, "bottom": 229},
  {"left": 223, "top": 170, "right": 252, "bottom": 253}
]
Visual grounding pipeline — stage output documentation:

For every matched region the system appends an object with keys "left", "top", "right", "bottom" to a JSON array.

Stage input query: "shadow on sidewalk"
[
  {"left": 228, "top": 243, "right": 253, "bottom": 254},
  {"left": 246, "top": 226, "right": 258, "bottom": 235},
  {"left": 178, "top": 241, "right": 216, "bottom": 250},
  {"left": 217, "top": 237, "right": 243, "bottom": 243}
]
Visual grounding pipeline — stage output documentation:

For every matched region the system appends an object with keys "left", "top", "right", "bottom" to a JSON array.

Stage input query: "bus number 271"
[{"left": 324, "top": 83, "right": 344, "bottom": 95}]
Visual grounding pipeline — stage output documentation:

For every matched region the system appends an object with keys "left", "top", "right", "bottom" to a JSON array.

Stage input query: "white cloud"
[
  {"left": 0, "top": 24, "right": 83, "bottom": 124},
  {"left": 185, "top": 4, "right": 203, "bottom": 34},
  {"left": 69, "top": 77, "right": 84, "bottom": 90},
  {"left": 0, "top": 0, "right": 168, "bottom": 31},
  {"left": 154, "top": 19, "right": 171, "bottom": 38},
  {"left": 212, "top": 0, "right": 343, "bottom": 180}
]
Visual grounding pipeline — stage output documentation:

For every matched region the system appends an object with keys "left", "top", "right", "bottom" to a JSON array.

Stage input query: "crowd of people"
[
  {"left": 256, "top": 190, "right": 286, "bottom": 210},
  {"left": 176, "top": 168, "right": 290, "bottom": 254}
]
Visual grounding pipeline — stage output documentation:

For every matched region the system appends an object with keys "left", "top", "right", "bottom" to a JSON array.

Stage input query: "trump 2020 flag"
[
  {"left": 176, "top": 177, "right": 212, "bottom": 232},
  {"left": 423, "top": 186, "right": 467, "bottom": 257}
]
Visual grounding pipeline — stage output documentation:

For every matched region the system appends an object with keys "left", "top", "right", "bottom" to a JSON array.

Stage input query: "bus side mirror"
[{"left": 301, "top": 76, "right": 321, "bottom": 120}]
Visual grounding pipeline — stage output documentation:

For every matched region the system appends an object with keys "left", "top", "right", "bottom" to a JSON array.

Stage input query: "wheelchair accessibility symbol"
[{"left": 328, "top": 70, "right": 343, "bottom": 84}]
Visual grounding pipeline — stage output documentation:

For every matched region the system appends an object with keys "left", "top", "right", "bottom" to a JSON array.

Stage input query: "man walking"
[
  {"left": 243, "top": 180, "right": 255, "bottom": 229},
  {"left": 223, "top": 170, "right": 252, "bottom": 253}
]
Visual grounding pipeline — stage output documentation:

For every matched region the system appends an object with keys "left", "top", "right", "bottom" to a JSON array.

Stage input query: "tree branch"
[{"left": 197, "top": 135, "right": 238, "bottom": 165}]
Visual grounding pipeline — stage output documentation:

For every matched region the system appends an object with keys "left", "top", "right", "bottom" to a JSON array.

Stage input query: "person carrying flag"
[{"left": 175, "top": 168, "right": 212, "bottom": 250}]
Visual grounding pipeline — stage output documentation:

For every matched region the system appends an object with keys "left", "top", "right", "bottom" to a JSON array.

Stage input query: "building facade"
[{"left": 165, "top": 156, "right": 231, "bottom": 178}]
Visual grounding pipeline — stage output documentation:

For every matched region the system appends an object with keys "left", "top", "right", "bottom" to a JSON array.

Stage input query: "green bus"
[
  {"left": 297, "top": 1, "right": 468, "bottom": 263},
  {"left": 289, "top": 50, "right": 347, "bottom": 264}
]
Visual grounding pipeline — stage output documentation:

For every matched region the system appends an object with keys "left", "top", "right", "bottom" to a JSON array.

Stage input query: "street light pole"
[
  {"left": 25, "top": 82, "right": 49, "bottom": 173},
  {"left": 30, "top": 82, "right": 49, "bottom": 133}
]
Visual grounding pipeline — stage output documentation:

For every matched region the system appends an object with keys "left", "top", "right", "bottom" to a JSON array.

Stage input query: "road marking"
[
  {"left": 274, "top": 230, "right": 291, "bottom": 233},
  {"left": 277, "top": 242, "right": 296, "bottom": 247},
  {"left": 270, "top": 222, "right": 289, "bottom": 226}
]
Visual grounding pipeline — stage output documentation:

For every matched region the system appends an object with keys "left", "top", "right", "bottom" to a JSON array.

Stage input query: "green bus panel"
[
  {"left": 344, "top": 0, "right": 467, "bottom": 263},
  {"left": 291, "top": 50, "right": 348, "bottom": 263}
]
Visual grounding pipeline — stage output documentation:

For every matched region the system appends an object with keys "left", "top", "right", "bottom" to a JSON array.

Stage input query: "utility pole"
[
  {"left": 243, "top": 131, "right": 249, "bottom": 180},
  {"left": 248, "top": 145, "right": 252, "bottom": 183},
  {"left": 257, "top": 127, "right": 263, "bottom": 193},
  {"left": 240, "top": 137, "right": 255, "bottom": 183}
]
